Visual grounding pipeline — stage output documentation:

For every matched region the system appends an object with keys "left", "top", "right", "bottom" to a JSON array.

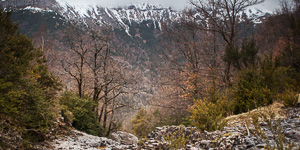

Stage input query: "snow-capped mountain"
[
  {"left": 53, "top": 2, "right": 182, "bottom": 35},
  {"left": 0, "top": 0, "right": 182, "bottom": 35},
  {"left": 0, "top": 0, "right": 275, "bottom": 118},
  {"left": 0, "top": 0, "right": 270, "bottom": 36}
]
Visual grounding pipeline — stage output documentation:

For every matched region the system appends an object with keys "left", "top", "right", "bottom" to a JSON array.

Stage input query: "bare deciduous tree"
[
  {"left": 61, "top": 21, "right": 135, "bottom": 135},
  {"left": 189, "top": 0, "right": 264, "bottom": 86},
  {"left": 152, "top": 12, "right": 224, "bottom": 123},
  {"left": 61, "top": 22, "right": 89, "bottom": 97}
]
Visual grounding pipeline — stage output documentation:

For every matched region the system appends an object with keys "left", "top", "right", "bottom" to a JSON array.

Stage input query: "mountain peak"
[
  {"left": 126, "top": 3, "right": 165, "bottom": 11},
  {"left": 0, "top": 0, "right": 270, "bottom": 37},
  {"left": 0, "top": 0, "right": 56, "bottom": 9}
]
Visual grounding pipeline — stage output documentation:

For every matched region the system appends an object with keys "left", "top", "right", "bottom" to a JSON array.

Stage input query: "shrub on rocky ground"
[
  {"left": 164, "top": 125, "right": 190, "bottom": 149},
  {"left": 233, "top": 67, "right": 273, "bottom": 114},
  {"left": 140, "top": 105, "right": 300, "bottom": 150},
  {"left": 131, "top": 107, "right": 154, "bottom": 137},
  {"left": 59, "top": 92, "right": 104, "bottom": 136},
  {"left": 251, "top": 108, "right": 295, "bottom": 150},
  {"left": 279, "top": 90, "right": 299, "bottom": 107},
  {"left": 190, "top": 99, "right": 227, "bottom": 131}
]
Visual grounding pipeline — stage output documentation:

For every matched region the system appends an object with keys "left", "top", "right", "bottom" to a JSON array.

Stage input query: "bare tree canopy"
[{"left": 188, "top": 0, "right": 264, "bottom": 85}]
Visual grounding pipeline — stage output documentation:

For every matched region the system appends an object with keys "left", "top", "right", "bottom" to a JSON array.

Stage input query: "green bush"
[
  {"left": 219, "top": 89, "right": 236, "bottom": 116},
  {"left": 164, "top": 126, "right": 190, "bottom": 149},
  {"left": 59, "top": 92, "right": 104, "bottom": 136},
  {"left": 131, "top": 107, "right": 153, "bottom": 137},
  {"left": 190, "top": 99, "right": 227, "bottom": 131},
  {"left": 233, "top": 68, "right": 273, "bottom": 114},
  {"left": 275, "top": 44, "right": 300, "bottom": 91},
  {"left": 232, "top": 53, "right": 299, "bottom": 114},
  {"left": 60, "top": 106, "right": 74, "bottom": 126},
  {"left": 279, "top": 90, "right": 299, "bottom": 107},
  {"left": 260, "top": 54, "right": 297, "bottom": 93}
]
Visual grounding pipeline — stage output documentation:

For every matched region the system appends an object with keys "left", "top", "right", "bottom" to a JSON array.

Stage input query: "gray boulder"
[{"left": 111, "top": 131, "right": 138, "bottom": 145}]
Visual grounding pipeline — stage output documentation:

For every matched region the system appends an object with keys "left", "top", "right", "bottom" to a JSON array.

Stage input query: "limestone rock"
[
  {"left": 111, "top": 131, "right": 139, "bottom": 145},
  {"left": 140, "top": 107, "right": 300, "bottom": 150},
  {"left": 38, "top": 106, "right": 300, "bottom": 150}
]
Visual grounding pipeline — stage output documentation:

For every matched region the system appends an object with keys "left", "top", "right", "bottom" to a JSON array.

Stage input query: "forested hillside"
[{"left": 1, "top": 0, "right": 300, "bottom": 149}]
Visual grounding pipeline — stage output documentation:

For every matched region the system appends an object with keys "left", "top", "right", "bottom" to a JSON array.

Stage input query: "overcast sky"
[{"left": 61, "top": 0, "right": 286, "bottom": 12}]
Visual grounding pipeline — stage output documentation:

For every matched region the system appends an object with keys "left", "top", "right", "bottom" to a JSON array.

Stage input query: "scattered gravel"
[{"left": 44, "top": 130, "right": 137, "bottom": 150}]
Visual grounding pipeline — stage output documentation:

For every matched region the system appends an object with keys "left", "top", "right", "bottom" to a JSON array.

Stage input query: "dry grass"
[{"left": 225, "top": 101, "right": 286, "bottom": 126}]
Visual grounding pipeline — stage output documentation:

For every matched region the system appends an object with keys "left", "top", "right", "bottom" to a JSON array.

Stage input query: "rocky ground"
[
  {"left": 38, "top": 102, "right": 300, "bottom": 150},
  {"left": 141, "top": 103, "right": 300, "bottom": 149},
  {"left": 40, "top": 130, "right": 138, "bottom": 150}
]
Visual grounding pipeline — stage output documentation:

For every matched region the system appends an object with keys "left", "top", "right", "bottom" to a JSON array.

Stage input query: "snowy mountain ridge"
[
  {"left": 0, "top": 0, "right": 270, "bottom": 36},
  {"left": 53, "top": 1, "right": 182, "bottom": 34}
]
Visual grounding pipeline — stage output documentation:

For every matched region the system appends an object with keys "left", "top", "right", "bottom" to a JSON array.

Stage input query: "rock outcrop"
[
  {"left": 38, "top": 105, "right": 300, "bottom": 150},
  {"left": 43, "top": 130, "right": 138, "bottom": 150},
  {"left": 111, "top": 131, "right": 139, "bottom": 145},
  {"left": 140, "top": 106, "right": 300, "bottom": 150},
  {"left": 0, "top": 0, "right": 56, "bottom": 9}
]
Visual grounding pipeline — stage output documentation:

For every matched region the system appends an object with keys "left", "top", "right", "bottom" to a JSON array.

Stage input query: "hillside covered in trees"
[{"left": 1, "top": 0, "right": 300, "bottom": 149}]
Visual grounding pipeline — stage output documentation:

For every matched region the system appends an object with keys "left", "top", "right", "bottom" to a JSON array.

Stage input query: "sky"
[{"left": 60, "top": 0, "right": 286, "bottom": 12}]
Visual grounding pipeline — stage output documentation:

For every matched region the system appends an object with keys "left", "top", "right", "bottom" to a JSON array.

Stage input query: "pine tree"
[{"left": 0, "top": 9, "right": 60, "bottom": 148}]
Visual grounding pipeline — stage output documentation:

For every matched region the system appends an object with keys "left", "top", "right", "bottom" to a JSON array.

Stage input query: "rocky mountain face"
[
  {"left": 0, "top": 0, "right": 270, "bottom": 63},
  {"left": 0, "top": 0, "right": 56, "bottom": 9},
  {"left": 1, "top": 0, "right": 268, "bottom": 36},
  {"left": 1, "top": 0, "right": 180, "bottom": 34},
  {"left": 0, "top": 0, "right": 271, "bottom": 67},
  {"left": 1, "top": 0, "right": 176, "bottom": 65},
  {"left": 54, "top": 2, "right": 181, "bottom": 36}
]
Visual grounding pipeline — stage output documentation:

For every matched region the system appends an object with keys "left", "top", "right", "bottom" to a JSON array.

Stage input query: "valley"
[{"left": 1, "top": 0, "right": 300, "bottom": 149}]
